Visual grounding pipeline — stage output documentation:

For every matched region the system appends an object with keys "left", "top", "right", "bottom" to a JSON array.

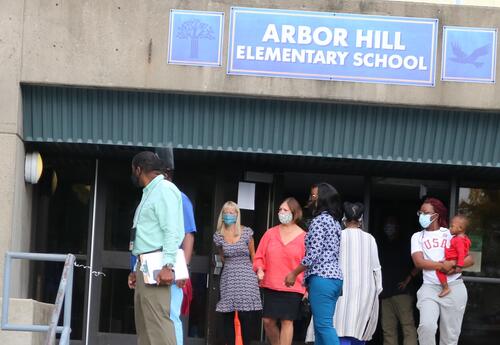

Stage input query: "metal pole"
[
  {"left": 463, "top": 276, "right": 500, "bottom": 284},
  {"left": 1, "top": 253, "right": 12, "bottom": 329},
  {"left": 2, "top": 324, "right": 64, "bottom": 332},
  {"left": 61, "top": 327, "right": 71, "bottom": 345},
  {"left": 44, "top": 254, "right": 75, "bottom": 345},
  {"left": 62, "top": 256, "right": 74, "bottom": 344},
  {"left": 9, "top": 252, "right": 68, "bottom": 261},
  {"left": 363, "top": 176, "right": 371, "bottom": 232},
  {"left": 85, "top": 159, "right": 99, "bottom": 345},
  {"left": 449, "top": 176, "right": 458, "bottom": 218},
  {"left": 2, "top": 252, "right": 74, "bottom": 337}
]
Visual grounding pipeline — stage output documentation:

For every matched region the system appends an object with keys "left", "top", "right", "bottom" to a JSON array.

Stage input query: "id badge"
[{"left": 129, "top": 227, "right": 136, "bottom": 251}]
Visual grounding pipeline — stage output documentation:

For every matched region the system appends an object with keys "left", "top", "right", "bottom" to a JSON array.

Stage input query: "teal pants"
[{"left": 307, "top": 275, "right": 343, "bottom": 345}]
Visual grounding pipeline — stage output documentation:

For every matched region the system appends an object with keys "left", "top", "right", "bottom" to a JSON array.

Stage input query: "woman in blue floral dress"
[{"left": 213, "top": 201, "right": 262, "bottom": 345}]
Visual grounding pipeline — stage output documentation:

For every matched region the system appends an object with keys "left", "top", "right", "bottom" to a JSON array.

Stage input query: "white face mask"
[
  {"left": 419, "top": 213, "right": 436, "bottom": 229},
  {"left": 278, "top": 212, "right": 293, "bottom": 225}
]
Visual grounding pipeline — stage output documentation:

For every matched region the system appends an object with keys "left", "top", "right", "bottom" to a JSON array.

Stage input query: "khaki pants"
[
  {"left": 135, "top": 270, "right": 176, "bottom": 345},
  {"left": 381, "top": 294, "right": 417, "bottom": 345}
]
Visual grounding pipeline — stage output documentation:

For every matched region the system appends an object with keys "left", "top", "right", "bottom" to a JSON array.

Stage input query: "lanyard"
[{"left": 132, "top": 178, "right": 162, "bottom": 227}]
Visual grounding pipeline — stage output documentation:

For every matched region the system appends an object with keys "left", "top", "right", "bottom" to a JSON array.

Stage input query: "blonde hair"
[{"left": 216, "top": 201, "right": 242, "bottom": 236}]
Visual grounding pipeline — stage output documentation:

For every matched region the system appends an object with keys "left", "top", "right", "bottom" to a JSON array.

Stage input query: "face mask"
[
  {"left": 130, "top": 174, "right": 141, "bottom": 188},
  {"left": 223, "top": 214, "right": 237, "bottom": 225},
  {"left": 278, "top": 212, "right": 293, "bottom": 225},
  {"left": 384, "top": 225, "right": 397, "bottom": 237},
  {"left": 419, "top": 213, "right": 435, "bottom": 229}
]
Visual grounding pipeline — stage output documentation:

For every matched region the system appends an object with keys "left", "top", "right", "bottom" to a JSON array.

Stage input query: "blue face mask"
[
  {"left": 223, "top": 214, "right": 237, "bottom": 225},
  {"left": 419, "top": 213, "right": 435, "bottom": 229}
]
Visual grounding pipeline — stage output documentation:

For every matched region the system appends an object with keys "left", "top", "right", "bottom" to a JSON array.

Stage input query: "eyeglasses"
[{"left": 416, "top": 211, "right": 435, "bottom": 216}]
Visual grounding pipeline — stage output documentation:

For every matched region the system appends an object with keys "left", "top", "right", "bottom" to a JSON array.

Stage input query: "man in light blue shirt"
[
  {"left": 127, "top": 151, "right": 184, "bottom": 345},
  {"left": 130, "top": 174, "right": 196, "bottom": 345}
]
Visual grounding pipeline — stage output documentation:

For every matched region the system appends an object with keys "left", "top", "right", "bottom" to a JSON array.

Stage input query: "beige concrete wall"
[
  {"left": 0, "top": 150, "right": 36, "bottom": 310},
  {"left": 19, "top": 0, "right": 500, "bottom": 111},
  {"left": 0, "top": 136, "right": 31, "bottom": 298},
  {"left": 0, "top": 0, "right": 32, "bottom": 297},
  {"left": 0, "top": 298, "right": 53, "bottom": 345},
  {"left": 0, "top": 0, "right": 23, "bottom": 135},
  {"left": 389, "top": 0, "right": 500, "bottom": 7},
  {"left": 10, "top": 138, "right": 33, "bottom": 299},
  {"left": 0, "top": 134, "right": 17, "bottom": 291}
]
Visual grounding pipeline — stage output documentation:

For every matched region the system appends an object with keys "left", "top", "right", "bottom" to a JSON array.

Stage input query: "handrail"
[
  {"left": 463, "top": 276, "right": 500, "bottom": 284},
  {"left": 1, "top": 252, "right": 75, "bottom": 345},
  {"left": 45, "top": 254, "right": 75, "bottom": 345}
]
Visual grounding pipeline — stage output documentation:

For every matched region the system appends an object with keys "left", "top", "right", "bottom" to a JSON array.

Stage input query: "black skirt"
[{"left": 262, "top": 288, "right": 303, "bottom": 320}]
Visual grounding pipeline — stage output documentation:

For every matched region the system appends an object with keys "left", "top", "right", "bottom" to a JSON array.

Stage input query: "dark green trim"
[{"left": 22, "top": 86, "right": 500, "bottom": 168}]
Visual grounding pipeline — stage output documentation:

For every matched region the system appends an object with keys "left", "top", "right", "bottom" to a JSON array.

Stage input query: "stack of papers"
[{"left": 139, "top": 249, "right": 189, "bottom": 284}]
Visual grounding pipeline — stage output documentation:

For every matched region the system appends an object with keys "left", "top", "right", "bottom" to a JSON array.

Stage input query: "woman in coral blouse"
[{"left": 253, "top": 197, "right": 306, "bottom": 345}]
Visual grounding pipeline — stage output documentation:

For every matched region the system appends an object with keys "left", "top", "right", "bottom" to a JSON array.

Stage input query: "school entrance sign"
[{"left": 227, "top": 7, "right": 438, "bottom": 86}]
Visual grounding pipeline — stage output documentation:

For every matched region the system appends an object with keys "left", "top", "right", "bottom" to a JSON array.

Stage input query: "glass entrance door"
[
  {"left": 369, "top": 177, "right": 450, "bottom": 345},
  {"left": 457, "top": 186, "right": 500, "bottom": 344},
  {"left": 83, "top": 159, "right": 137, "bottom": 345},
  {"left": 29, "top": 155, "right": 96, "bottom": 345},
  {"left": 88, "top": 159, "right": 215, "bottom": 345}
]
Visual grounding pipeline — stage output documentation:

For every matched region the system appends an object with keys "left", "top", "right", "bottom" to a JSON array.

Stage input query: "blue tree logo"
[{"left": 176, "top": 19, "right": 215, "bottom": 59}]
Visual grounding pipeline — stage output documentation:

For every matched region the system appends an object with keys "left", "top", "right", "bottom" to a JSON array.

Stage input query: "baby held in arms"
[{"left": 436, "top": 215, "right": 471, "bottom": 297}]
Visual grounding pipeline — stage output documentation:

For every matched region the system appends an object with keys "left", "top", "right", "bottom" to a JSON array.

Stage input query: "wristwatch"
[{"left": 163, "top": 263, "right": 174, "bottom": 270}]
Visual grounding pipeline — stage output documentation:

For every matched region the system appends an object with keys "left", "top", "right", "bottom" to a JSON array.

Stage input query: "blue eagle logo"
[{"left": 450, "top": 42, "right": 490, "bottom": 68}]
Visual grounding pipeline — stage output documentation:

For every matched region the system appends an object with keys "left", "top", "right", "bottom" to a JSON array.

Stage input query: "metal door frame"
[{"left": 84, "top": 160, "right": 213, "bottom": 345}]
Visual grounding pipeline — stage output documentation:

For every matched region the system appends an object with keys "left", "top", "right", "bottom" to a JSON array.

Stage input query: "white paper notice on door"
[{"left": 237, "top": 182, "right": 255, "bottom": 210}]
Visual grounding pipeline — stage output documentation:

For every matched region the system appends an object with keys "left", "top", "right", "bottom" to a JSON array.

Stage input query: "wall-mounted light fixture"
[{"left": 24, "top": 151, "right": 43, "bottom": 184}]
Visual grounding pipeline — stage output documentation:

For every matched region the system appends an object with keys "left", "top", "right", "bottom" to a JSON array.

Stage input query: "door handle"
[{"left": 213, "top": 254, "right": 223, "bottom": 275}]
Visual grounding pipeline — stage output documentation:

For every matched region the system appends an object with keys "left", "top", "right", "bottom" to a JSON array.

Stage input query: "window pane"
[
  {"left": 461, "top": 282, "right": 500, "bottom": 344},
  {"left": 30, "top": 157, "right": 94, "bottom": 340},
  {"left": 99, "top": 268, "right": 135, "bottom": 334},
  {"left": 102, "top": 163, "right": 141, "bottom": 251},
  {"left": 174, "top": 172, "right": 216, "bottom": 257},
  {"left": 458, "top": 188, "right": 500, "bottom": 343},
  {"left": 187, "top": 273, "right": 208, "bottom": 338},
  {"left": 458, "top": 188, "right": 500, "bottom": 278},
  {"left": 32, "top": 158, "right": 94, "bottom": 255}
]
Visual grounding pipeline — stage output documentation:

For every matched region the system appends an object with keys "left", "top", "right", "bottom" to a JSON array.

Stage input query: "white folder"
[{"left": 139, "top": 249, "right": 189, "bottom": 284}]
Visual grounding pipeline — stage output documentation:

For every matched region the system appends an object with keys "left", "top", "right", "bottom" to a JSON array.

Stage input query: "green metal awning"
[{"left": 22, "top": 85, "right": 500, "bottom": 168}]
